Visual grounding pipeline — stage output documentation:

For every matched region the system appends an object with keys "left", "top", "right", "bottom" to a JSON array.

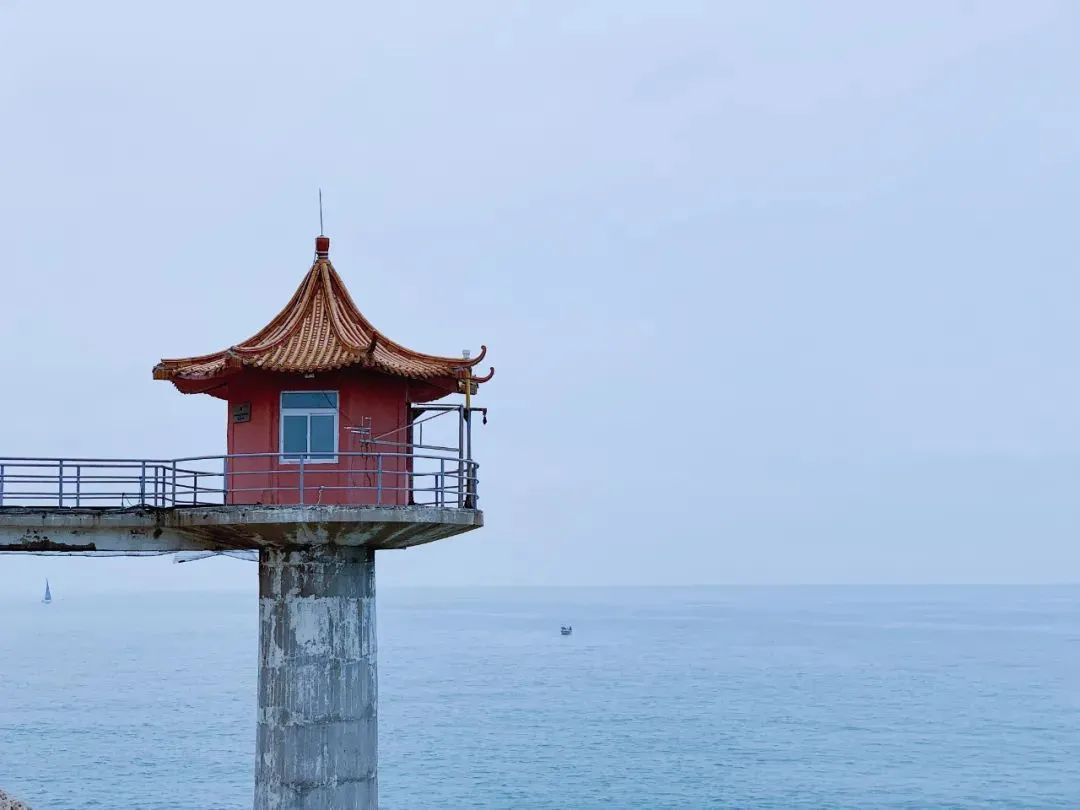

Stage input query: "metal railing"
[{"left": 0, "top": 448, "right": 479, "bottom": 509}]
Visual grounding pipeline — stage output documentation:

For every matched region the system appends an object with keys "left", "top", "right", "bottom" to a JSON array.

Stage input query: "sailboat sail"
[{"left": 43, "top": 579, "right": 52, "bottom": 604}]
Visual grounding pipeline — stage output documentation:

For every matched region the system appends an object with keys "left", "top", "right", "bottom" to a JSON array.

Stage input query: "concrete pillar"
[{"left": 255, "top": 546, "right": 377, "bottom": 810}]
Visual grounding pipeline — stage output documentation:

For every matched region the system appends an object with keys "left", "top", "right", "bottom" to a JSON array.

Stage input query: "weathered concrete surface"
[
  {"left": 0, "top": 505, "right": 482, "bottom": 553},
  {"left": 0, "top": 788, "right": 31, "bottom": 810},
  {"left": 255, "top": 546, "right": 377, "bottom": 810}
]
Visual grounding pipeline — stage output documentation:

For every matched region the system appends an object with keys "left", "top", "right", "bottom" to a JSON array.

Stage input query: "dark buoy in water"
[{"left": 560, "top": 625, "right": 572, "bottom": 636}]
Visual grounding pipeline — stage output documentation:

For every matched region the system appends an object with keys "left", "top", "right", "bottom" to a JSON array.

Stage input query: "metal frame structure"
[
  {"left": 0, "top": 402, "right": 489, "bottom": 511},
  {"left": 0, "top": 446, "right": 478, "bottom": 510},
  {"left": 404, "top": 403, "right": 486, "bottom": 509}
]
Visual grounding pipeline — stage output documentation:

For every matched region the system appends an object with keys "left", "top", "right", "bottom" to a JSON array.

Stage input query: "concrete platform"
[{"left": 0, "top": 505, "right": 483, "bottom": 553}]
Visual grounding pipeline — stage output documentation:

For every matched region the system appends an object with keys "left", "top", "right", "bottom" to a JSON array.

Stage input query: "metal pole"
[
  {"left": 457, "top": 406, "right": 464, "bottom": 508},
  {"left": 222, "top": 456, "right": 228, "bottom": 506},
  {"left": 406, "top": 414, "right": 414, "bottom": 506},
  {"left": 75, "top": 465, "right": 81, "bottom": 507},
  {"left": 139, "top": 461, "right": 146, "bottom": 506},
  {"left": 193, "top": 472, "right": 199, "bottom": 505},
  {"left": 171, "top": 461, "right": 177, "bottom": 507},
  {"left": 299, "top": 457, "right": 305, "bottom": 506},
  {"left": 465, "top": 409, "right": 475, "bottom": 508},
  {"left": 376, "top": 454, "right": 383, "bottom": 505},
  {"left": 58, "top": 460, "right": 64, "bottom": 507},
  {"left": 0, "top": 463, "right": 4, "bottom": 507},
  {"left": 466, "top": 409, "right": 473, "bottom": 464}
]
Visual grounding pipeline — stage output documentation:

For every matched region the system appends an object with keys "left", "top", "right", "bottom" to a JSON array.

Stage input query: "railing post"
[
  {"left": 439, "top": 458, "right": 445, "bottom": 508},
  {"left": 222, "top": 456, "right": 228, "bottom": 506},
  {"left": 171, "top": 461, "right": 177, "bottom": 507},
  {"left": 0, "top": 463, "right": 5, "bottom": 507},
  {"left": 58, "top": 460, "right": 64, "bottom": 507},
  {"left": 457, "top": 406, "right": 465, "bottom": 508},
  {"left": 465, "top": 407, "right": 476, "bottom": 508},
  {"left": 466, "top": 408, "right": 473, "bottom": 462},
  {"left": 406, "top": 416, "right": 415, "bottom": 506},
  {"left": 299, "top": 456, "right": 305, "bottom": 506},
  {"left": 139, "top": 461, "right": 146, "bottom": 506},
  {"left": 75, "top": 465, "right": 81, "bottom": 507},
  {"left": 376, "top": 454, "right": 383, "bottom": 505},
  {"left": 193, "top": 472, "right": 199, "bottom": 506}
]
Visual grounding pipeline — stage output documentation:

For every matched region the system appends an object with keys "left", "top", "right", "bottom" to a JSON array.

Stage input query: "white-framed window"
[{"left": 280, "top": 391, "right": 338, "bottom": 463}]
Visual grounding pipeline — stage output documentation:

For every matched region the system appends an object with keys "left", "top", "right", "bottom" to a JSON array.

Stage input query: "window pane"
[
  {"left": 282, "top": 414, "right": 308, "bottom": 457},
  {"left": 282, "top": 392, "right": 338, "bottom": 410},
  {"left": 309, "top": 414, "right": 336, "bottom": 458}
]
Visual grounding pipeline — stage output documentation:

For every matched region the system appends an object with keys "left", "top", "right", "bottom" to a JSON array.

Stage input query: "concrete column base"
[{"left": 254, "top": 546, "right": 377, "bottom": 810}]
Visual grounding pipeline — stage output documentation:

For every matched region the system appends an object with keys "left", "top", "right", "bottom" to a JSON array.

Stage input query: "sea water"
[{"left": 1, "top": 586, "right": 1078, "bottom": 809}]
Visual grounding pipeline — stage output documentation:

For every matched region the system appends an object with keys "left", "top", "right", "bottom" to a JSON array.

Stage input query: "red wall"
[{"left": 223, "top": 369, "right": 414, "bottom": 506}]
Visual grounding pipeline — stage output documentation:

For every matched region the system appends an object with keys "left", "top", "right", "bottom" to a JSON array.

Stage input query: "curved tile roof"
[{"left": 153, "top": 237, "right": 493, "bottom": 389}]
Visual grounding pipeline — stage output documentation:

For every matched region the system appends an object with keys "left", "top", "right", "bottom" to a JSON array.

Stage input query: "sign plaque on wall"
[{"left": 232, "top": 402, "right": 251, "bottom": 423}]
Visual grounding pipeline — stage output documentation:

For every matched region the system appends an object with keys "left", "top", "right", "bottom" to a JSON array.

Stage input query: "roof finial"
[{"left": 315, "top": 189, "right": 330, "bottom": 258}]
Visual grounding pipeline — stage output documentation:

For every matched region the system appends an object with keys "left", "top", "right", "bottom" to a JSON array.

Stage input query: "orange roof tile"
[{"left": 153, "top": 237, "right": 493, "bottom": 391}]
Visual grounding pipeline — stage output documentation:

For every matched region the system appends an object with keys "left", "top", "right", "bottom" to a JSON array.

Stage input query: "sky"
[{"left": 1, "top": 1, "right": 1079, "bottom": 593}]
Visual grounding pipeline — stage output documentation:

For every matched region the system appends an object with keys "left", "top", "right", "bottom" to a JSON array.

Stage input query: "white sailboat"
[{"left": 42, "top": 579, "right": 52, "bottom": 604}]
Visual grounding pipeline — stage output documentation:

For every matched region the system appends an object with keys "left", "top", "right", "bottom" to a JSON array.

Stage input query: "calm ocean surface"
[{"left": 1, "top": 586, "right": 1078, "bottom": 809}]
